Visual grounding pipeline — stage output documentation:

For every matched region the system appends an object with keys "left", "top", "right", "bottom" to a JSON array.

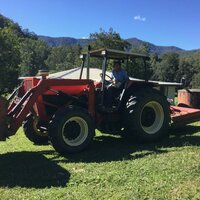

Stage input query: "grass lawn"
[{"left": 0, "top": 124, "right": 200, "bottom": 200}]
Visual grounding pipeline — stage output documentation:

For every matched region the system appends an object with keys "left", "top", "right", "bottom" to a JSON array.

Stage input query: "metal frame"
[
  {"left": 80, "top": 48, "right": 150, "bottom": 106},
  {"left": 80, "top": 48, "right": 150, "bottom": 82}
]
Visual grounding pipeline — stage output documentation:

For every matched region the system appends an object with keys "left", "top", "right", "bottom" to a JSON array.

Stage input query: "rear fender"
[{"left": 119, "top": 81, "right": 159, "bottom": 110}]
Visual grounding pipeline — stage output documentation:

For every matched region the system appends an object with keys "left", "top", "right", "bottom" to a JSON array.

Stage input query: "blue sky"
[{"left": 0, "top": 0, "right": 200, "bottom": 50}]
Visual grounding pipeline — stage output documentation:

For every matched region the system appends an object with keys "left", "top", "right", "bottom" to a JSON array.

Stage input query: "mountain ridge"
[{"left": 38, "top": 35, "right": 200, "bottom": 55}]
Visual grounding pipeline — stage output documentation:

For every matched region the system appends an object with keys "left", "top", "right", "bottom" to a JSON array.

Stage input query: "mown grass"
[{"left": 0, "top": 124, "right": 200, "bottom": 200}]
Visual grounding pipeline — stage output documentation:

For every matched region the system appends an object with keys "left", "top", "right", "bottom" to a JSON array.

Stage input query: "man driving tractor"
[{"left": 106, "top": 60, "right": 129, "bottom": 109}]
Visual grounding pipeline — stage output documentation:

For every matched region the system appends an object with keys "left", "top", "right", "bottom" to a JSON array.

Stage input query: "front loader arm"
[
  {"left": 7, "top": 80, "right": 50, "bottom": 136},
  {"left": 0, "top": 79, "right": 95, "bottom": 140},
  {"left": 0, "top": 79, "right": 50, "bottom": 140}
]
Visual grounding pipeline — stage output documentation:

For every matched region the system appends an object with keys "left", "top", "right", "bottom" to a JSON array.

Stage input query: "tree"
[
  {"left": 0, "top": 27, "right": 20, "bottom": 94},
  {"left": 127, "top": 43, "right": 152, "bottom": 79},
  {"left": 45, "top": 45, "right": 82, "bottom": 72},
  {"left": 19, "top": 38, "right": 50, "bottom": 76},
  {"left": 87, "top": 28, "right": 131, "bottom": 70},
  {"left": 89, "top": 28, "right": 131, "bottom": 51},
  {"left": 152, "top": 52, "right": 179, "bottom": 82},
  {"left": 191, "top": 72, "right": 200, "bottom": 88},
  {"left": 175, "top": 57, "right": 196, "bottom": 87},
  {"left": 0, "top": 14, "right": 49, "bottom": 94}
]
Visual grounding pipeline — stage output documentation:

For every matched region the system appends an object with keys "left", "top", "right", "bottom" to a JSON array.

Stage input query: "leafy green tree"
[
  {"left": 132, "top": 43, "right": 150, "bottom": 55},
  {"left": 127, "top": 43, "right": 152, "bottom": 79},
  {"left": 45, "top": 45, "right": 82, "bottom": 72},
  {"left": 19, "top": 38, "right": 50, "bottom": 76},
  {"left": 0, "top": 27, "right": 20, "bottom": 94},
  {"left": 90, "top": 28, "right": 131, "bottom": 51},
  {"left": 152, "top": 52, "right": 179, "bottom": 82},
  {"left": 175, "top": 57, "right": 196, "bottom": 87},
  {"left": 87, "top": 28, "right": 131, "bottom": 71},
  {"left": 191, "top": 72, "right": 200, "bottom": 88},
  {"left": 172, "top": 51, "right": 200, "bottom": 87},
  {"left": 0, "top": 14, "right": 49, "bottom": 93}
]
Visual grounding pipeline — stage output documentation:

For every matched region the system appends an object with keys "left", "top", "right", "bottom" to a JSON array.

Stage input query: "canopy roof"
[{"left": 82, "top": 48, "right": 149, "bottom": 60}]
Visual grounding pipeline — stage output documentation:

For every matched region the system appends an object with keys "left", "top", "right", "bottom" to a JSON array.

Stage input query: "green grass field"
[{"left": 0, "top": 125, "right": 200, "bottom": 200}]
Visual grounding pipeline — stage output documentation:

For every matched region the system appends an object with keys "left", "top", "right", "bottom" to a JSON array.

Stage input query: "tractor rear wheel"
[
  {"left": 124, "top": 89, "right": 170, "bottom": 142},
  {"left": 49, "top": 106, "right": 95, "bottom": 154},
  {"left": 23, "top": 114, "right": 49, "bottom": 145}
]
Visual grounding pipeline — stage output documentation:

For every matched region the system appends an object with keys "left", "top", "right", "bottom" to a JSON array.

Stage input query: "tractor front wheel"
[
  {"left": 49, "top": 106, "right": 95, "bottom": 154},
  {"left": 124, "top": 89, "right": 170, "bottom": 142},
  {"left": 23, "top": 114, "right": 49, "bottom": 145}
]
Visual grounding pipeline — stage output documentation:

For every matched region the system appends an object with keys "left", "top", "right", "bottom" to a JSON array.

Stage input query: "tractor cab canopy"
[
  {"left": 79, "top": 48, "right": 150, "bottom": 90},
  {"left": 80, "top": 47, "right": 149, "bottom": 90},
  {"left": 82, "top": 48, "right": 149, "bottom": 59}
]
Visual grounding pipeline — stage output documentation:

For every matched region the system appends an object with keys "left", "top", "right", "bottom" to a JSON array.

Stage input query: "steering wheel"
[{"left": 99, "top": 73, "right": 112, "bottom": 81}]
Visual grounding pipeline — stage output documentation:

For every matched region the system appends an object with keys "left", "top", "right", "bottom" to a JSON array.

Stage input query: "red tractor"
[{"left": 0, "top": 48, "right": 198, "bottom": 154}]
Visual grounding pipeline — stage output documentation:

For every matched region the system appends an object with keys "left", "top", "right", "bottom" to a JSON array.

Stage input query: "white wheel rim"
[
  {"left": 140, "top": 101, "right": 164, "bottom": 134},
  {"left": 62, "top": 116, "right": 89, "bottom": 146}
]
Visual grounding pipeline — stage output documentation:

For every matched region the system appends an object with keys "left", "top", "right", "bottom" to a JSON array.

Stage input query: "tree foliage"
[
  {"left": 19, "top": 38, "right": 49, "bottom": 76},
  {"left": 191, "top": 73, "right": 200, "bottom": 88},
  {"left": 152, "top": 52, "right": 179, "bottom": 82},
  {"left": 175, "top": 58, "right": 195, "bottom": 87},
  {"left": 0, "top": 27, "right": 20, "bottom": 94},
  {"left": 0, "top": 14, "right": 49, "bottom": 93},
  {"left": 45, "top": 45, "right": 82, "bottom": 72},
  {"left": 127, "top": 43, "right": 152, "bottom": 79},
  {"left": 90, "top": 28, "right": 131, "bottom": 51},
  {"left": 88, "top": 28, "right": 131, "bottom": 70}
]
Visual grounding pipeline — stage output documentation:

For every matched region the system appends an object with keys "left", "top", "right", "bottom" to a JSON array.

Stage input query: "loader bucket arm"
[
  {"left": 0, "top": 79, "right": 50, "bottom": 140},
  {"left": 7, "top": 79, "right": 50, "bottom": 137},
  {"left": 0, "top": 78, "right": 95, "bottom": 140}
]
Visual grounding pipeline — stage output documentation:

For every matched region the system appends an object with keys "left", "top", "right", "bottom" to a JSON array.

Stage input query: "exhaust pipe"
[{"left": 0, "top": 96, "right": 8, "bottom": 141}]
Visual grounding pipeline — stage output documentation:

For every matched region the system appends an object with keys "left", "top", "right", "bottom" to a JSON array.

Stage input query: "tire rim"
[
  {"left": 140, "top": 101, "right": 164, "bottom": 134},
  {"left": 62, "top": 116, "right": 88, "bottom": 146}
]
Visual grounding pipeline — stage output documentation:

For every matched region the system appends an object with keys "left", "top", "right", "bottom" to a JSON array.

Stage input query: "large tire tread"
[
  {"left": 49, "top": 106, "right": 95, "bottom": 154},
  {"left": 124, "top": 88, "right": 170, "bottom": 142}
]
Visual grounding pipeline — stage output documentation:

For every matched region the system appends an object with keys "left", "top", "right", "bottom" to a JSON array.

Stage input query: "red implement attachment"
[{"left": 171, "top": 106, "right": 200, "bottom": 127}]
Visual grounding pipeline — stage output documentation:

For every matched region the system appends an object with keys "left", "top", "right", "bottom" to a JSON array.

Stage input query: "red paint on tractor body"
[{"left": 6, "top": 78, "right": 96, "bottom": 136}]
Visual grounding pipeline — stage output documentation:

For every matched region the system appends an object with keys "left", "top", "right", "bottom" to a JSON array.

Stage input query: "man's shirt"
[{"left": 111, "top": 69, "right": 129, "bottom": 82}]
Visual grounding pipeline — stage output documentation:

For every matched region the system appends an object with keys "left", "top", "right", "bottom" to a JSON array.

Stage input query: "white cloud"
[
  {"left": 134, "top": 15, "right": 146, "bottom": 22},
  {"left": 81, "top": 36, "right": 89, "bottom": 39}
]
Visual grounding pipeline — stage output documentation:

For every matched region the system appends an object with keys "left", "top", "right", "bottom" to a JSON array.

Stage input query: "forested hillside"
[
  {"left": 39, "top": 35, "right": 187, "bottom": 55},
  {"left": 1, "top": 14, "right": 200, "bottom": 95}
]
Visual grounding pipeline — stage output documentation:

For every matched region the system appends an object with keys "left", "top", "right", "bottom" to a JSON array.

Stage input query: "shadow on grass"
[
  {"left": 0, "top": 151, "right": 70, "bottom": 188},
  {"left": 1, "top": 125, "right": 199, "bottom": 188},
  {"left": 51, "top": 125, "right": 200, "bottom": 163}
]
